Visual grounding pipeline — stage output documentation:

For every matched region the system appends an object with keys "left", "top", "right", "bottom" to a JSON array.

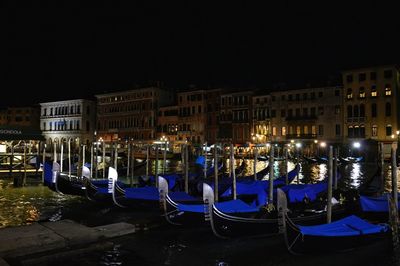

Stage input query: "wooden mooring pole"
[{"left": 390, "top": 146, "right": 400, "bottom": 264}]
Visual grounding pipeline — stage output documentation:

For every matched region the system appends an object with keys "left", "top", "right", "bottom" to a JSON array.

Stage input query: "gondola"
[
  {"left": 207, "top": 166, "right": 351, "bottom": 239},
  {"left": 160, "top": 164, "right": 273, "bottom": 226},
  {"left": 111, "top": 162, "right": 223, "bottom": 208},
  {"left": 359, "top": 193, "right": 400, "bottom": 222},
  {"left": 281, "top": 188, "right": 389, "bottom": 255}
]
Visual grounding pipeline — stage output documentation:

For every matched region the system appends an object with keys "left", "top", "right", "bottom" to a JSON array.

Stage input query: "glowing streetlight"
[
  {"left": 353, "top": 142, "right": 361, "bottom": 149},
  {"left": 320, "top": 142, "right": 326, "bottom": 148}
]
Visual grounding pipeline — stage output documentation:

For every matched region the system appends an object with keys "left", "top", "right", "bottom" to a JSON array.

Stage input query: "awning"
[{"left": 0, "top": 126, "right": 45, "bottom": 141}]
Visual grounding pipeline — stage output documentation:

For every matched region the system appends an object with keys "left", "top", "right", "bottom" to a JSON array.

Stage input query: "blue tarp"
[
  {"left": 298, "top": 215, "right": 388, "bottom": 237},
  {"left": 195, "top": 155, "right": 206, "bottom": 166},
  {"left": 177, "top": 202, "right": 206, "bottom": 213},
  {"left": 43, "top": 162, "right": 53, "bottom": 185},
  {"left": 124, "top": 186, "right": 159, "bottom": 201},
  {"left": 360, "top": 194, "right": 400, "bottom": 212},
  {"left": 282, "top": 182, "right": 328, "bottom": 203},
  {"left": 169, "top": 191, "right": 197, "bottom": 201},
  {"left": 214, "top": 199, "right": 260, "bottom": 213}
]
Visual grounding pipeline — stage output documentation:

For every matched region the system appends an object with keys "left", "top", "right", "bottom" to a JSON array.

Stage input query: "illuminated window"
[
  {"left": 296, "top": 126, "right": 301, "bottom": 136},
  {"left": 272, "top": 127, "right": 277, "bottom": 136},
  {"left": 371, "top": 85, "right": 377, "bottom": 97},
  {"left": 385, "top": 84, "right": 392, "bottom": 96},
  {"left": 347, "top": 88, "right": 353, "bottom": 99},
  {"left": 372, "top": 125, "right": 378, "bottom": 137},
  {"left": 311, "top": 126, "right": 316, "bottom": 135},
  {"left": 282, "top": 127, "right": 286, "bottom": 136},
  {"left": 303, "top": 125, "right": 308, "bottom": 134},
  {"left": 359, "top": 87, "right": 365, "bottom": 98}
]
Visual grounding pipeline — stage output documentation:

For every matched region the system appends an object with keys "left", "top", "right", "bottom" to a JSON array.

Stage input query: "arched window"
[{"left": 371, "top": 103, "right": 377, "bottom": 117}]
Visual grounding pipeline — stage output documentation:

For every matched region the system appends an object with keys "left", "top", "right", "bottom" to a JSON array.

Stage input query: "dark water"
[{"left": 0, "top": 159, "right": 398, "bottom": 265}]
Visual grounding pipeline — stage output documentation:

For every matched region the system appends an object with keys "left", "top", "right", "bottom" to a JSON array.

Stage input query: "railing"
[
  {"left": 285, "top": 133, "right": 317, "bottom": 139},
  {"left": 346, "top": 117, "right": 365, "bottom": 123}
]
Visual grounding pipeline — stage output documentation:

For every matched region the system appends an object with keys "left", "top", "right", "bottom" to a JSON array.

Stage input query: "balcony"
[
  {"left": 346, "top": 117, "right": 365, "bottom": 123},
  {"left": 285, "top": 133, "right": 317, "bottom": 139}
]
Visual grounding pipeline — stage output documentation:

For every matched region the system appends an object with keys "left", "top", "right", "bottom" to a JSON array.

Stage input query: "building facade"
[
  {"left": 252, "top": 92, "right": 271, "bottom": 143},
  {"left": 40, "top": 99, "right": 96, "bottom": 149},
  {"left": 0, "top": 106, "right": 40, "bottom": 129},
  {"left": 157, "top": 105, "right": 179, "bottom": 142},
  {"left": 96, "top": 87, "right": 174, "bottom": 142},
  {"left": 342, "top": 65, "right": 400, "bottom": 154},
  {"left": 177, "top": 89, "right": 208, "bottom": 144},
  {"left": 219, "top": 90, "right": 252, "bottom": 144},
  {"left": 269, "top": 86, "right": 343, "bottom": 144}
]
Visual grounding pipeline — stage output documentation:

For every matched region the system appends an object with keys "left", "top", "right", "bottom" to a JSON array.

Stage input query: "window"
[
  {"left": 310, "top": 107, "right": 316, "bottom": 116},
  {"left": 271, "top": 110, "right": 276, "bottom": 118},
  {"left": 348, "top": 126, "right": 354, "bottom": 137},
  {"left": 354, "top": 105, "right": 359, "bottom": 117},
  {"left": 288, "top": 94, "right": 293, "bottom": 101},
  {"left": 272, "top": 127, "right": 277, "bottom": 136},
  {"left": 295, "top": 108, "right": 300, "bottom": 117},
  {"left": 256, "top": 98, "right": 260, "bottom": 104},
  {"left": 295, "top": 94, "right": 300, "bottom": 101},
  {"left": 371, "top": 85, "right": 377, "bottom": 97},
  {"left": 318, "top": 106, "right": 324, "bottom": 115},
  {"left": 360, "top": 125, "right": 365, "bottom": 137},
  {"left": 335, "top": 105, "right": 340, "bottom": 114},
  {"left": 359, "top": 73, "right": 366, "bottom": 82},
  {"left": 335, "top": 90, "right": 340, "bottom": 96},
  {"left": 360, "top": 104, "right": 365, "bottom": 117},
  {"left": 318, "top": 91, "right": 323, "bottom": 97},
  {"left": 43, "top": 122, "right": 46, "bottom": 130},
  {"left": 311, "top": 125, "right": 316, "bottom": 135},
  {"left": 288, "top": 109, "right": 293, "bottom": 117},
  {"left": 303, "top": 108, "right": 308, "bottom": 116},
  {"left": 372, "top": 125, "right": 378, "bottom": 137},
  {"left": 370, "top": 72, "right": 377, "bottom": 80},
  {"left": 359, "top": 87, "right": 365, "bottom": 98},
  {"left": 281, "top": 95, "right": 285, "bottom": 101},
  {"left": 311, "top": 92, "right": 316, "bottom": 99},
  {"left": 296, "top": 126, "right": 301, "bottom": 136},
  {"left": 335, "top": 124, "right": 341, "bottom": 136},
  {"left": 385, "top": 102, "right": 391, "bottom": 116},
  {"left": 385, "top": 84, "right": 392, "bottom": 96},
  {"left": 303, "top": 93, "right": 308, "bottom": 100},
  {"left": 318, "top": 125, "right": 324, "bottom": 136},
  {"left": 271, "top": 96, "right": 276, "bottom": 101},
  {"left": 282, "top": 127, "right": 286, "bottom": 136},
  {"left": 346, "top": 74, "right": 353, "bottom": 83},
  {"left": 386, "top": 125, "right": 392, "bottom": 136},
  {"left": 303, "top": 125, "right": 308, "bottom": 134},
  {"left": 384, "top": 70, "right": 393, "bottom": 79},
  {"left": 347, "top": 88, "right": 353, "bottom": 99},
  {"left": 371, "top": 103, "right": 377, "bottom": 117},
  {"left": 281, "top": 109, "right": 286, "bottom": 117}
]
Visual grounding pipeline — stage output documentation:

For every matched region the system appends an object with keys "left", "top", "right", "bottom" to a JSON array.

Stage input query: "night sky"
[{"left": 1, "top": 2, "right": 399, "bottom": 107}]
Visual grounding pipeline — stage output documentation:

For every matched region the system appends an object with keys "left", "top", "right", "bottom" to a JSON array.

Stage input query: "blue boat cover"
[
  {"left": 195, "top": 155, "right": 205, "bottom": 166},
  {"left": 125, "top": 186, "right": 159, "bottom": 201},
  {"left": 177, "top": 202, "right": 205, "bottom": 213},
  {"left": 298, "top": 215, "right": 389, "bottom": 237},
  {"left": 43, "top": 162, "right": 53, "bottom": 185},
  {"left": 169, "top": 191, "right": 197, "bottom": 201},
  {"left": 220, "top": 182, "right": 267, "bottom": 205},
  {"left": 282, "top": 182, "right": 328, "bottom": 203},
  {"left": 360, "top": 194, "right": 400, "bottom": 212},
  {"left": 214, "top": 199, "right": 260, "bottom": 213}
]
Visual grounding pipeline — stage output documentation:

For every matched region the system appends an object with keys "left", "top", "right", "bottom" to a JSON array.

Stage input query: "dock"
[{"left": 0, "top": 219, "right": 136, "bottom": 265}]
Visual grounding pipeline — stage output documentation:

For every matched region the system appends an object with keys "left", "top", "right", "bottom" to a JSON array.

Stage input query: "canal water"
[{"left": 0, "top": 159, "right": 397, "bottom": 265}]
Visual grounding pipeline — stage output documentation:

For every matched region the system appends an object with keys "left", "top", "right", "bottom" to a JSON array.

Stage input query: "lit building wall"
[
  {"left": 342, "top": 65, "right": 400, "bottom": 145},
  {"left": 40, "top": 99, "right": 96, "bottom": 150},
  {"left": 95, "top": 87, "right": 174, "bottom": 142},
  {"left": 270, "top": 86, "right": 343, "bottom": 143}
]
